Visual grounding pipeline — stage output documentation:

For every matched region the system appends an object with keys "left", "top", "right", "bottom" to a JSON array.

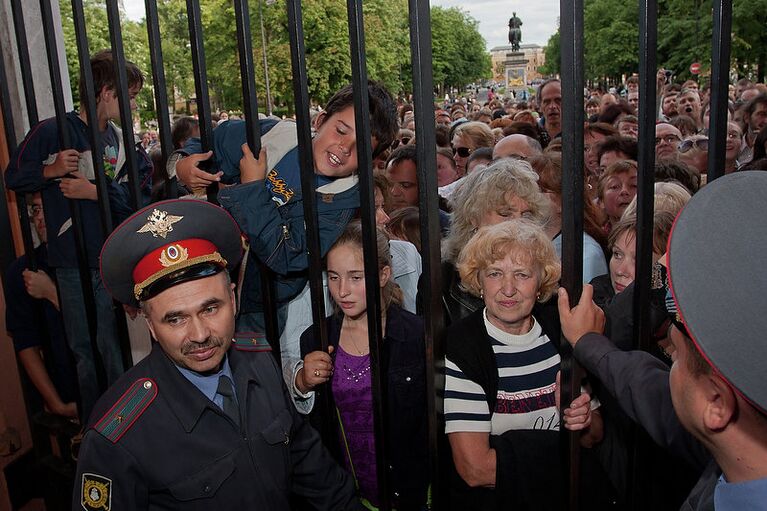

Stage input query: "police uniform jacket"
[
  {"left": 573, "top": 333, "right": 716, "bottom": 510},
  {"left": 73, "top": 340, "right": 360, "bottom": 510}
]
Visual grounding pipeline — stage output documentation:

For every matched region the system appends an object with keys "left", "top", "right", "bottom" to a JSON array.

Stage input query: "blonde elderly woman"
[
  {"left": 441, "top": 157, "right": 549, "bottom": 325},
  {"left": 443, "top": 220, "right": 603, "bottom": 509}
]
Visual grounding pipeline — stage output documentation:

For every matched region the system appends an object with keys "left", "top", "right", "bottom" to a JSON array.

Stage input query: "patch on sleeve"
[
  {"left": 81, "top": 473, "right": 112, "bottom": 510},
  {"left": 94, "top": 378, "right": 158, "bottom": 443},
  {"left": 233, "top": 332, "right": 272, "bottom": 352}
]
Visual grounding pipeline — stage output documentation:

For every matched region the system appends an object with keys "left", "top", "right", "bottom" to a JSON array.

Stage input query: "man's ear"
[
  {"left": 144, "top": 313, "right": 157, "bottom": 341},
  {"left": 701, "top": 373, "right": 737, "bottom": 432},
  {"left": 229, "top": 282, "right": 237, "bottom": 314}
]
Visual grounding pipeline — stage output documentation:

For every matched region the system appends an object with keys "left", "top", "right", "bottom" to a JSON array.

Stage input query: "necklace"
[
  {"left": 342, "top": 360, "right": 371, "bottom": 383},
  {"left": 341, "top": 318, "right": 369, "bottom": 355}
]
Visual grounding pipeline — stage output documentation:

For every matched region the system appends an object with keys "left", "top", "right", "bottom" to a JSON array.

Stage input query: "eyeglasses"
[
  {"left": 390, "top": 137, "right": 411, "bottom": 150},
  {"left": 453, "top": 146, "right": 473, "bottom": 158},
  {"left": 28, "top": 205, "right": 43, "bottom": 218},
  {"left": 678, "top": 138, "right": 709, "bottom": 153},
  {"left": 654, "top": 134, "right": 681, "bottom": 145}
]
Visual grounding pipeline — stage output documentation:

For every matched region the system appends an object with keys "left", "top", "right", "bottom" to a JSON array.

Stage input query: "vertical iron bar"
[
  {"left": 72, "top": 0, "right": 113, "bottom": 237},
  {"left": 8, "top": 0, "right": 38, "bottom": 271},
  {"left": 185, "top": 0, "right": 218, "bottom": 204},
  {"left": 559, "top": 0, "right": 584, "bottom": 508},
  {"left": 706, "top": 0, "right": 732, "bottom": 182},
  {"left": 346, "top": 1, "right": 390, "bottom": 508},
  {"left": 285, "top": 2, "right": 327, "bottom": 347},
  {"left": 630, "top": 2, "right": 658, "bottom": 508},
  {"left": 145, "top": 0, "right": 177, "bottom": 199},
  {"left": 286, "top": 0, "right": 332, "bottom": 440},
  {"left": 407, "top": 0, "right": 444, "bottom": 508},
  {"left": 74, "top": 0, "right": 133, "bottom": 370},
  {"left": 10, "top": 0, "right": 38, "bottom": 125},
  {"left": 39, "top": 0, "right": 105, "bottom": 390},
  {"left": 233, "top": 0, "right": 280, "bottom": 357},
  {"left": 105, "top": 0, "right": 142, "bottom": 211}
]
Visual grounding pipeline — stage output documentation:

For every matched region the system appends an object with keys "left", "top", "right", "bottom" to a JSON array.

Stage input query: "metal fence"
[{"left": 0, "top": 0, "right": 733, "bottom": 509}]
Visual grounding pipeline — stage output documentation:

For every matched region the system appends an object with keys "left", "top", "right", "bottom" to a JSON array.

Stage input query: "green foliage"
[
  {"left": 583, "top": 0, "right": 638, "bottom": 81},
  {"left": 577, "top": 0, "right": 767, "bottom": 83},
  {"left": 430, "top": 6, "right": 491, "bottom": 91},
  {"left": 539, "top": 29, "right": 560, "bottom": 76},
  {"left": 59, "top": 0, "right": 489, "bottom": 120},
  {"left": 731, "top": 0, "right": 767, "bottom": 81},
  {"left": 657, "top": 0, "right": 712, "bottom": 81}
]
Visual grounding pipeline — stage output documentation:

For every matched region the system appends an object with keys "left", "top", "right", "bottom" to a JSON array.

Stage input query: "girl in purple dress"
[{"left": 296, "top": 221, "right": 429, "bottom": 510}]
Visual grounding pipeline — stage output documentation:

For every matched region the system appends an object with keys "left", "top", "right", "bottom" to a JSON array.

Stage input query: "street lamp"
[{"left": 258, "top": 0, "right": 275, "bottom": 116}]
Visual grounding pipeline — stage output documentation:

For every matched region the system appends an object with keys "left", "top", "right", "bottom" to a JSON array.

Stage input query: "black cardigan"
[{"left": 299, "top": 304, "right": 429, "bottom": 510}]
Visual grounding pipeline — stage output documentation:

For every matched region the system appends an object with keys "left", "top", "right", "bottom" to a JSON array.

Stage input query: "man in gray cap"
[
  {"left": 558, "top": 171, "right": 767, "bottom": 509},
  {"left": 73, "top": 199, "right": 361, "bottom": 510}
]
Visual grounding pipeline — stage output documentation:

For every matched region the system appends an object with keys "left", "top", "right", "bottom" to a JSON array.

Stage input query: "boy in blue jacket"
[
  {"left": 173, "top": 81, "right": 398, "bottom": 336},
  {"left": 4, "top": 50, "right": 152, "bottom": 421}
]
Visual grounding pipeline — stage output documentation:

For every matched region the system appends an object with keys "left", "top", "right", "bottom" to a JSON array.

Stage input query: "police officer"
[
  {"left": 559, "top": 171, "right": 767, "bottom": 509},
  {"left": 74, "top": 199, "right": 361, "bottom": 510}
]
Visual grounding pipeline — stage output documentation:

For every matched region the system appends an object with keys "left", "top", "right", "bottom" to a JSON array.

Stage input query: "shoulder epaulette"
[
  {"left": 94, "top": 378, "right": 157, "bottom": 443},
  {"left": 233, "top": 332, "right": 272, "bottom": 352}
]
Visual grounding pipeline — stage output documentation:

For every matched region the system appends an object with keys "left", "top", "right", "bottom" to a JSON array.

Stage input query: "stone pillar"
[
  {"left": 0, "top": 0, "right": 72, "bottom": 141},
  {"left": 504, "top": 50, "right": 529, "bottom": 99}
]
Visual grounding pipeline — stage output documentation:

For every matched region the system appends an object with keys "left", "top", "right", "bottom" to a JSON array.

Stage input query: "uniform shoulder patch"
[
  {"left": 81, "top": 473, "right": 112, "bottom": 510},
  {"left": 93, "top": 378, "right": 158, "bottom": 443},
  {"left": 233, "top": 332, "right": 273, "bottom": 352}
]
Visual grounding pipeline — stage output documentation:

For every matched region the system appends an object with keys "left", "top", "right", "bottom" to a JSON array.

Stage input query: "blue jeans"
[{"left": 56, "top": 268, "right": 125, "bottom": 422}]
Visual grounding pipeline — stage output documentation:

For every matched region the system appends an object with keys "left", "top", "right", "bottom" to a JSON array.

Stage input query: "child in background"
[{"left": 296, "top": 222, "right": 429, "bottom": 510}]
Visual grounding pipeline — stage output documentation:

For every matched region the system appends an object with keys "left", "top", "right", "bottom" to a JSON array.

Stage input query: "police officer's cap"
[
  {"left": 100, "top": 199, "right": 243, "bottom": 307},
  {"left": 668, "top": 171, "right": 767, "bottom": 413}
]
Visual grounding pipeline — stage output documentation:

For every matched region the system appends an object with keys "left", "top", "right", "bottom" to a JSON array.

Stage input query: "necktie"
[{"left": 216, "top": 376, "right": 239, "bottom": 427}]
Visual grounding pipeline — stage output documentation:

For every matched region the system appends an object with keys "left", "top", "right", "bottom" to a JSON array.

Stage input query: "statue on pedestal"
[{"left": 508, "top": 12, "right": 522, "bottom": 52}]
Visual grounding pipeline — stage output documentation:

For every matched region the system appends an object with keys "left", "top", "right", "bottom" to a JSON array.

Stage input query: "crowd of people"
[{"left": 3, "top": 46, "right": 767, "bottom": 510}]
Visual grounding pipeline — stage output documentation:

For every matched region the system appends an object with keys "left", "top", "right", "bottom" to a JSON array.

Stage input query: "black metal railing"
[{"left": 0, "top": 1, "right": 735, "bottom": 509}]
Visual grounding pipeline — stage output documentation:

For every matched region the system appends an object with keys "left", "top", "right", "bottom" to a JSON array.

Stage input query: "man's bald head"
[{"left": 492, "top": 134, "right": 542, "bottom": 160}]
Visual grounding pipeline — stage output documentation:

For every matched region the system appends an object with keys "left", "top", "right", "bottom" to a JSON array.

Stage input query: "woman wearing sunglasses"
[
  {"left": 451, "top": 121, "right": 495, "bottom": 177},
  {"left": 678, "top": 134, "right": 708, "bottom": 178}
]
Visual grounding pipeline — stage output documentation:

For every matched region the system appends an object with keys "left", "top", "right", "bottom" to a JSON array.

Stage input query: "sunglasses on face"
[
  {"left": 453, "top": 146, "right": 473, "bottom": 158},
  {"left": 391, "top": 137, "right": 411, "bottom": 150},
  {"left": 678, "top": 138, "right": 709, "bottom": 153}
]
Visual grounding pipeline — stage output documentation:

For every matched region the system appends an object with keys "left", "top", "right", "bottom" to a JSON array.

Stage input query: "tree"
[
  {"left": 430, "top": 6, "right": 491, "bottom": 93},
  {"left": 539, "top": 27, "right": 560, "bottom": 77},
  {"left": 731, "top": 0, "right": 767, "bottom": 81},
  {"left": 583, "top": 0, "right": 639, "bottom": 82},
  {"left": 657, "top": 0, "right": 712, "bottom": 82}
]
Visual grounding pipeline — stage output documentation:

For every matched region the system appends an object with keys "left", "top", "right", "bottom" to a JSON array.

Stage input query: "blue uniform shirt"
[{"left": 176, "top": 354, "right": 236, "bottom": 410}]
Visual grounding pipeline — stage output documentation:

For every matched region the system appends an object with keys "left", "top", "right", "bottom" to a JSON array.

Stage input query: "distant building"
[{"left": 489, "top": 44, "right": 546, "bottom": 85}]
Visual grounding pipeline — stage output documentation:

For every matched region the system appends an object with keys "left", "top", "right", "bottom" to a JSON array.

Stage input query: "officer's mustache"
[{"left": 181, "top": 336, "right": 225, "bottom": 355}]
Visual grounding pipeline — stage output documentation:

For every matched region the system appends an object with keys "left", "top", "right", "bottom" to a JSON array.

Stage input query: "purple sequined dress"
[{"left": 332, "top": 344, "right": 378, "bottom": 506}]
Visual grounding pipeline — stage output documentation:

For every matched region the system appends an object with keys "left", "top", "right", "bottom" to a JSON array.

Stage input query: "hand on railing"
[
  {"left": 59, "top": 171, "right": 97, "bottom": 201},
  {"left": 296, "top": 347, "right": 335, "bottom": 393},
  {"left": 239, "top": 143, "right": 268, "bottom": 184},
  {"left": 43, "top": 149, "right": 80, "bottom": 179},
  {"left": 176, "top": 151, "right": 222, "bottom": 192},
  {"left": 557, "top": 284, "right": 605, "bottom": 346}
]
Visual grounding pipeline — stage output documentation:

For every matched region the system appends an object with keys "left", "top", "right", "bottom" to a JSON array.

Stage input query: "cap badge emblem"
[
  {"left": 159, "top": 244, "right": 189, "bottom": 267},
  {"left": 137, "top": 209, "right": 183, "bottom": 239}
]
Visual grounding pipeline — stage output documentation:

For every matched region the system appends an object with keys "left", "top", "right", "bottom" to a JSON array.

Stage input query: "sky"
[{"left": 122, "top": 0, "right": 560, "bottom": 51}]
